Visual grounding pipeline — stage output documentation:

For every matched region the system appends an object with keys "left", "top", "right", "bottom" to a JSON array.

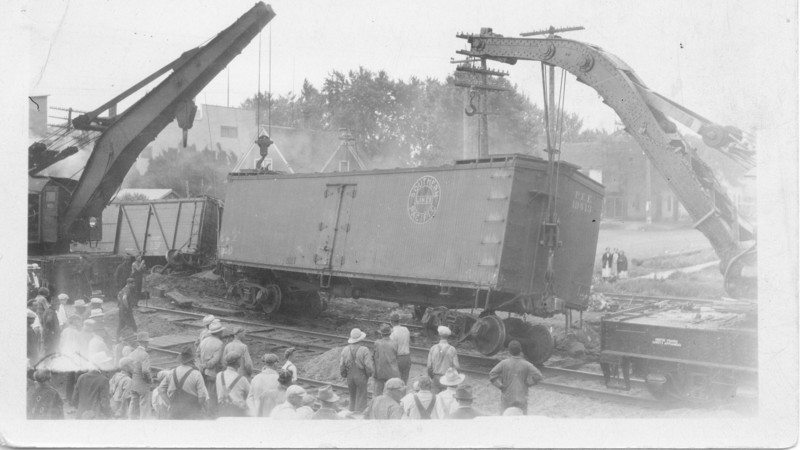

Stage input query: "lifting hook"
[{"left": 465, "top": 90, "right": 479, "bottom": 116}]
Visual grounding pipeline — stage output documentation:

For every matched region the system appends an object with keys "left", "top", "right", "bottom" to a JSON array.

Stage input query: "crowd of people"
[
  {"left": 28, "top": 286, "right": 544, "bottom": 420},
  {"left": 601, "top": 247, "right": 629, "bottom": 282}
]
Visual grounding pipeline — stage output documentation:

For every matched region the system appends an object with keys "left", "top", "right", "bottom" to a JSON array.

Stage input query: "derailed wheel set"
[{"left": 218, "top": 155, "right": 602, "bottom": 367}]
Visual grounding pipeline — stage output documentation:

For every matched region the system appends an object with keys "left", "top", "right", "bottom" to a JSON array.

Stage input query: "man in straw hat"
[
  {"left": 27, "top": 368, "right": 64, "bottom": 420},
  {"left": 364, "top": 377, "right": 405, "bottom": 420},
  {"left": 117, "top": 278, "right": 138, "bottom": 339},
  {"left": 165, "top": 345, "right": 208, "bottom": 419},
  {"left": 72, "top": 299, "right": 89, "bottom": 320},
  {"left": 89, "top": 297, "right": 104, "bottom": 312},
  {"left": 128, "top": 331, "right": 153, "bottom": 419},
  {"left": 389, "top": 312, "right": 411, "bottom": 384},
  {"left": 489, "top": 339, "right": 543, "bottom": 415},
  {"left": 436, "top": 367, "right": 466, "bottom": 418},
  {"left": 427, "top": 325, "right": 460, "bottom": 394},
  {"left": 197, "top": 319, "right": 225, "bottom": 417},
  {"left": 447, "top": 385, "right": 483, "bottom": 419},
  {"left": 55, "top": 293, "right": 69, "bottom": 329},
  {"left": 222, "top": 326, "right": 253, "bottom": 378},
  {"left": 339, "top": 328, "right": 374, "bottom": 413},
  {"left": 194, "top": 314, "right": 216, "bottom": 349},
  {"left": 372, "top": 323, "right": 400, "bottom": 396},
  {"left": 311, "top": 385, "right": 341, "bottom": 420},
  {"left": 72, "top": 352, "right": 113, "bottom": 419}
]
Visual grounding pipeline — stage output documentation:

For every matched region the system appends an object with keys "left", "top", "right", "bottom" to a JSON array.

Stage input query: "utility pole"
[{"left": 452, "top": 30, "right": 509, "bottom": 159}]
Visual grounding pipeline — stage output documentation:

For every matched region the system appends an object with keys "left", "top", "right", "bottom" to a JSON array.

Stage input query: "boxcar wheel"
[{"left": 259, "top": 284, "right": 282, "bottom": 315}]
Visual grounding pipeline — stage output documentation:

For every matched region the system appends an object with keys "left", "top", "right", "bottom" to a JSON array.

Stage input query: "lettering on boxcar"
[
  {"left": 408, "top": 175, "right": 441, "bottom": 224},
  {"left": 572, "top": 190, "right": 593, "bottom": 213},
  {"left": 652, "top": 337, "right": 682, "bottom": 347}
]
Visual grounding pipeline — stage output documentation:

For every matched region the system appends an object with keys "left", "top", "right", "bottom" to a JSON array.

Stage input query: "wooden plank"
[
  {"left": 165, "top": 291, "right": 194, "bottom": 308},
  {"left": 194, "top": 304, "right": 244, "bottom": 317}
]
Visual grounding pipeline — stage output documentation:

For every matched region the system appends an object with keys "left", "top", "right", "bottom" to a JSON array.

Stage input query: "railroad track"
[{"left": 141, "top": 305, "right": 661, "bottom": 408}]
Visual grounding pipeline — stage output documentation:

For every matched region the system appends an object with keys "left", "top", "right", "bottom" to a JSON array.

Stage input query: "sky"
[{"left": 24, "top": 0, "right": 797, "bottom": 133}]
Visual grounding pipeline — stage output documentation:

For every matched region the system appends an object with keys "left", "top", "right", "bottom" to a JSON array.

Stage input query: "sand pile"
[{"left": 300, "top": 346, "right": 347, "bottom": 384}]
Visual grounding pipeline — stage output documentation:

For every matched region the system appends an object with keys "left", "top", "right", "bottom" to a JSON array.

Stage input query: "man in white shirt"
[
  {"left": 389, "top": 313, "right": 411, "bottom": 384},
  {"left": 400, "top": 376, "right": 440, "bottom": 419}
]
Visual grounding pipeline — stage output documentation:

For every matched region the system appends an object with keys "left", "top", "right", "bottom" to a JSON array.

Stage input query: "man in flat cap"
[
  {"left": 222, "top": 326, "right": 253, "bottom": 378},
  {"left": 364, "top": 377, "right": 405, "bottom": 420},
  {"left": 372, "top": 323, "right": 400, "bottom": 396},
  {"left": 166, "top": 346, "right": 208, "bottom": 419},
  {"left": 247, "top": 353, "right": 282, "bottom": 417},
  {"left": 427, "top": 326, "right": 459, "bottom": 394}
]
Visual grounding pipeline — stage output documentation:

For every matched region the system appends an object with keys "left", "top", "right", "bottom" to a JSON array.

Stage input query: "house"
[
  {"left": 558, "top": 136, "right": 690, "bottom": 222},
  {"left": 319, "top": 129, "right": 370, "bottom": 172},
  {"left": 111, "top": 188, "right": 178, "bottom": 202},
  {"left": 149, "top": 104, "right": 340, "bottom": 173}
]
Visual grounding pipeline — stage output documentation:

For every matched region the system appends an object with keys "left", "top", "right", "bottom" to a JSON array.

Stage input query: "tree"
[{"left": 124, "top": 145, "right": 237, "bottom": 199}]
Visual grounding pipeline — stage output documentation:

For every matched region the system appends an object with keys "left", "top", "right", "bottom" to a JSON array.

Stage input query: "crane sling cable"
[{"left": 526, "top": 63, "right": 569, "bottom": 297}]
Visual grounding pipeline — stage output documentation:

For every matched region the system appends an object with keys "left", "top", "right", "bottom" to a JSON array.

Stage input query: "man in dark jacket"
[
  {"left": 311, "top": 385, "right": 341, "bottom": 420},
  {"left": 372, "top": 323, "right": 400, "bottom": 396},
  {"left": 41, "top": 294, "right": 61, "bottom": 356},
  {"left": 73, "top": 354, "right": 113, "bottom": 419},
  {"left": 28, "top": 369, "right": 64, "bottom": 419},
  {"left": 447, "top": 385, "right": 483, "bottom": 419},
  {"left": 364, "top": 378, "right": 405, "bottom": 420},
  {"left": 117, "top": 278, "right": 138, "bottom": 339},
  {"left": 488, "top": 340, "right": 543, "bottom": 414}
]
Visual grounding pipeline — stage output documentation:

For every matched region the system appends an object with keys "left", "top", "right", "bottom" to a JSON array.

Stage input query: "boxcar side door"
[
  {"left": 331, "top": 184, "right": 357, "bottom": 267},
  {"left": 315, "top": 185, "right": 345, "bottom": 267}
]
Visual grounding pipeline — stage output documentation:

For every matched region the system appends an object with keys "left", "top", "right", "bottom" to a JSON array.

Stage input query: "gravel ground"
[{"left": 38, "top": 266, "right": 756, "bottom": 420}]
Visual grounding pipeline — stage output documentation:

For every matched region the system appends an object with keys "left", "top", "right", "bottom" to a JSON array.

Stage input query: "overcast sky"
[{"left": 25, "top": 0, "right": 796, "bottom": 134}]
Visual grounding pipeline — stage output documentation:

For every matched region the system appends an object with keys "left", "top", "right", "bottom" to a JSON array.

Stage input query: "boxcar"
[{"left": 219, "top": 154, "right": 603, "bottom": 322}]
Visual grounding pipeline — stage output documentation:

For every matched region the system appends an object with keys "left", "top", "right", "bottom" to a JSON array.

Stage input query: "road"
[{"left": 596, "top": 223, "right": 710, "bottom": 262}]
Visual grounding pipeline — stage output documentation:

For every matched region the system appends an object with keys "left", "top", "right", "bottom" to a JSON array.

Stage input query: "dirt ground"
[{"left": 39, "top": 237, "right": 755, "bottom": 420}]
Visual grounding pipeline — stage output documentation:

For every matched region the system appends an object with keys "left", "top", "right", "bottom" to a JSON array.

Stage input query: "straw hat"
[
  {"left": 502, "top": 406, "right": 524, "bottom": 415},
  {"left": 347, "top": 328, "right": 366, "bottom": 344},
  {"left": 89, "top": 309, "right": 104, "bottom": 319},
  {"left": 202, "top": 314, "right": 216, "bottom": 326},
  {"left": 73, "top": 299, "right": 87, "bottom": 308},
  {"left": 437, "top": 326, "right": 451, "bottom": 337},
  {"left": 208, "top": 321, "right": 225, "bottom": 334},
  {"left": 90, "top": 297, "right": 103, "bottom": 306},
  {"left": 57, "top": 293, "right": 69, "bottom": 301},
  {"left": 440, "top": 368, "right": 466, "bottom": 386}
]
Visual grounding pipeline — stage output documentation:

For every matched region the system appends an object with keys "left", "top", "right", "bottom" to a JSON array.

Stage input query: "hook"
[{"left": 465, "top": 90, "right": 479, "bottom": 116}]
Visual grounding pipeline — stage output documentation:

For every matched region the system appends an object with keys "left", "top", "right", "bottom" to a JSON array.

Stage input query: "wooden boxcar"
[{"left": 219, "top": 154, "right": 603, "bottom": 323}]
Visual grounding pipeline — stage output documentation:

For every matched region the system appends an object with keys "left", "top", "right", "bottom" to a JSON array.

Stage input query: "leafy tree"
[
  {"left": 238, "top": 67, "right": 601, "bottom": 167},
  {"left": 124, "top": 144, "right": 237, "bottom": 199}
]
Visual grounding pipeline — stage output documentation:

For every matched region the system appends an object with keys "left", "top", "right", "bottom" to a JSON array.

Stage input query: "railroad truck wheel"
[
  {"left": 472, "top": 315, "right": 506, "bottom": 356},
  {"left": 258, "top": 284, "right": 282, "bottom": 314},
  {"left": 503, "top": 318, "right": 553, "bottom": 365}
]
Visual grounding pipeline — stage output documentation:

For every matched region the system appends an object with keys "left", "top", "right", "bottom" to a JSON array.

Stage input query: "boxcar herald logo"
[{"left": 408, "top": 175, "right": 441, "bottom": 224}]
